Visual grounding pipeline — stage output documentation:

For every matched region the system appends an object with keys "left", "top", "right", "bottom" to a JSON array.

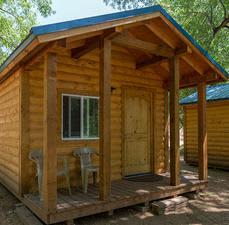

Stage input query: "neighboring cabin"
[
  {"left": 0, "top": 5, "right": 228, "bottom": 225},
  {"left": 180, "top": 83, "right": 229, "bottom": 169}
]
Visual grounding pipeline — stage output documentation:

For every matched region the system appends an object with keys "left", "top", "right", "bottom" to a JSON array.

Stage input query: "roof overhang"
[
  {"left": 181, "top": 98, "right": 229, "bottom": 106},
  {"left": 180, "top": 84, "right": 229, "bottom": 105},
  {"left": 0, "top": 5, "right": 228, "bottom": 83}
]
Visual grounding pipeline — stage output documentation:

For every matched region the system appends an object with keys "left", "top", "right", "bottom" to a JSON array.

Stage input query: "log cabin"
[
  {"left": 180, "top": 83, "right": 229, "bottom": 170},
  {"left": 0, "top": 5, "right": 228, "bottom": 224}
]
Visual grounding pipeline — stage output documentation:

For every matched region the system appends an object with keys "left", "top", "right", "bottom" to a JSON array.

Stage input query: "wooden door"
[{"left": 123, "top": 88, "right": 152, "bottom": 176}]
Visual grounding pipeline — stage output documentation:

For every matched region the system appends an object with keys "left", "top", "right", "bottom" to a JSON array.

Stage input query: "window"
[{"left": 62, "top": 94, "right": 99, "bottom": 140}]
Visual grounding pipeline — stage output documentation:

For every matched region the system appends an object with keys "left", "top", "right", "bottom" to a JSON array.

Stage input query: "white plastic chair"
[
  {"left": 29, "top": 149, "right": 72, "bottom": 200},
  {"left": 73, "top": 147, "right": 99, "bottom": 193}
]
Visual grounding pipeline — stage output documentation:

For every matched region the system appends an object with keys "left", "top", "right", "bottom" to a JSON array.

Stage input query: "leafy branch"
[
  {"left": 0, "top": 7, "right": 20, "bottom": 22},
  {"left": 209, "top": 0, "right": 229, "bottom": 36},
  {"left": 0, "top": 0, "right": 54, "bottom": 65}
]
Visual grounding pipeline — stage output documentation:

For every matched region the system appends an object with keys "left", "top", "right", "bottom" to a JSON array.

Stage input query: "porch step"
[
  {"left": 133, "top": 202, "right": 150, "bottom": 212},
  {"left": 151, "top": 196, "right": 188, "bottom": 215},
  {"left": 182, "top": 191, "right": 199, "bottom": 200},
  {"left": 16, "top": 204, "right": 43, "bottom": 225}
]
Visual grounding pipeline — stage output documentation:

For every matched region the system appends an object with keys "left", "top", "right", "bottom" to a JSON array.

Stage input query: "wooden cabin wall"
[
  {"left": 23, "top": 45, "right": 166, "bottom": 191},
  {"left": 0, "top": 70, "right": 20, "bottom": 194},
  {"left": 184, "top": 102, "right": 229, "bottom": 169}
]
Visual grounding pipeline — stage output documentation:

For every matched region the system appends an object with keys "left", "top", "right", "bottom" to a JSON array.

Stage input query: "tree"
[
  {"left": 0, "top": 0, "right": 54, "bottom": 64},
  {"left": 104, "top": 0, "right": 229, "bottom": 71}
]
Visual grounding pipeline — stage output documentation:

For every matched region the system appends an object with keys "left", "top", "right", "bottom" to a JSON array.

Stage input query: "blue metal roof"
[
  {"left": 180, "top": 83, "right": 229, "bottom": 105},
  {"left": 0, "top": 5, "right": 228, "bottom": 78},
  {"left": 31, "top": 5, "right": 163, "bottom": 35}
]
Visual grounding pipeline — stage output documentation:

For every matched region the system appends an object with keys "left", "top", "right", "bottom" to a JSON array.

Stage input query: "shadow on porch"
[{"left": 23, "top": 169, "right": 207, "bottom": 224}]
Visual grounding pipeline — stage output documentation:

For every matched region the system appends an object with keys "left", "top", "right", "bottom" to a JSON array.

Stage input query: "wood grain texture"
[
  {"left": 184, "top": 101, "right": 229, "bottom": 169},
  {"left": 169, "top": 56, "right": 180, "bottom": 186},
  {"left": 183, "top": 107, "right": 187, "bottom": 162},
  {"left": 42, "top": 52, "right": 57, "bottom": 212},
  {"left": 22, "top": 44, "right": 166, "bottom": 192},
  {"left": 113, "top": 33, "right": 174, "bottom": 57},
  {"left": 23, "top": 173, "right": 207, "bottom": 224},
  {"left": 123, "top": 88, "right": 152, "bottom": 175},
  {"left": 164, "top": 90, "right": 169, "bottom": 172},
  {"left": 19, "top": 69, "right": 30, "bottom": 195},
  {"left": 99, "top": 38, "right": 111, "bottom": 200},
  {"left": 0, "top": 70, "right": 20, "bottom": 194},
  {"left": 198, "top": 82, "right": 207, "bottom": 180}
]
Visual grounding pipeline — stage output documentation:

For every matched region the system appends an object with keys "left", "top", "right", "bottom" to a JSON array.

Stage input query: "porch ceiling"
[{"left": 68, "top": 20, "right": 220, "bottom": 88}]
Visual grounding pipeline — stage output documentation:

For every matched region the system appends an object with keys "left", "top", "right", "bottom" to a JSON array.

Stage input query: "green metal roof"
[{"left": 180, "top": 83, "right": 229, "bottom": 105}]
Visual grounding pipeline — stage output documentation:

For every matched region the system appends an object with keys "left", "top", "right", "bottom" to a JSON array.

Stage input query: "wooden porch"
[{"left": 23, "top": 171, "right": 207, "bottom": 224}]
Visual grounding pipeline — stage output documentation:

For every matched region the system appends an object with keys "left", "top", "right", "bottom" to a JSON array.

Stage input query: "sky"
[{"left": 37, "top": 0, "right": 118, "bottom": 25}]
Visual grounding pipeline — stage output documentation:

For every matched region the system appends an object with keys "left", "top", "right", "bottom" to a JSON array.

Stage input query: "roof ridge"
[
  {"left": 31, "top": 4, "right": 162, "bottom": 33},
  {"left": 31, "top": 5, "right": 163, "bottom": 35}
]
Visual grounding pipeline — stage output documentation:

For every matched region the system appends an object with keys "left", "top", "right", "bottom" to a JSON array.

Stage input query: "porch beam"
[
  {"left": 198, "top": 81, "right": 208, "bottom": 180},
  {"left": 99, "top": 37, "right": 111, "bottom": 201},
  {"left": 145, "top": 23, "right": 191, "bottom": 57},
  {"left": 169, "top": 56, "right": 180, "bottom": 186},
  {"left": 42, "top": 52, "right": 57, "bottom": 212},
  {"left": 136, "top": 56, "right": 166, "bottom": 70},
  {"left": 71, "top": 38, "right": 100, "bottom": 59},
  {"left": 112, "top": 33, "right": 174, "bottom": 57},
  {"left": 180, "top": 71, "right": 218, "bottom": 88},
  {"left": 71, "top": 29, "right": 120, "bottom": 60},
  {"left": 145, "top": 22, "right": 177, "bottom": 48},
  {"left": 56, "top": 38, "right": 67, "bottom": 48},
  {"left": 182, "top": 55, "right": 205, "bottom": 75},
  {"left": 66, "top": 30, "right": 104, "bottom": 44}
]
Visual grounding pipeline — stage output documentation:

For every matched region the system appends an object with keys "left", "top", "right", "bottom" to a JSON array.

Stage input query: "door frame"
[{"left": 121, "top": 85, "right": 156, "bottom": 177}]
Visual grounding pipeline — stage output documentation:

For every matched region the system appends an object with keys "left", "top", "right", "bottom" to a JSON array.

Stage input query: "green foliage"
[
  {"left": 0, "top": 0, "right": 54, "bottom": 64},
  {"left": 179, "top": 87, "right": 196, "bottom": 127},
  {"left": 179, "top": 88, "right": 196, "bottom": 101},
  {"left": 104, "top": 0, "right": 229, "bottom": 71}
]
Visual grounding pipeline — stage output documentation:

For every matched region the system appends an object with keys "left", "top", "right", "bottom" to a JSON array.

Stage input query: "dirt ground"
[{"left": 0, "top": 162, "right": 228, "bottom": 225}]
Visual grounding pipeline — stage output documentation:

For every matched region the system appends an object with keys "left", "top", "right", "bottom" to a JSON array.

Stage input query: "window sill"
[{"left": 61, "top": 137, "right": 99, "bottom": 141}]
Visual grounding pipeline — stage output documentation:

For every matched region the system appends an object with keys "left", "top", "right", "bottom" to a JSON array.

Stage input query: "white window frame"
[{"left": 61, "top": 93, "right": 99, "bottom": 141}]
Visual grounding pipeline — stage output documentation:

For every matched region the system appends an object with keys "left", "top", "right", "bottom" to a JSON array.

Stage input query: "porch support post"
[
  {"left": 42, "top": 52, "right": 57, "bottom": 212},
  {"left": 99, "top": 37, "right": 111, "bottom": 200},
  {"left": 164, "top": 90, "right": 169, "bottom": 172},
  {"left": 198, "top": 81, "right": 208, "bottom": 180},
  {"left": 169, "top": 56, "right": 180, "bottom": 186}
]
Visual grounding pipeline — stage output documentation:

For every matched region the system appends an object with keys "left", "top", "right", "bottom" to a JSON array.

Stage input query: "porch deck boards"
[{"left": 23, "top": 172, "right": 207, "bottom": 224}]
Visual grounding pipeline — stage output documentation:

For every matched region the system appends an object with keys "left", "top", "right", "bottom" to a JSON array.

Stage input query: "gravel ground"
[
  {"left": 0, "top": 185, "right": 22, "bottom": 225},
  {"left": 0, "top": 162, "right": 228, "bottom": 225}
]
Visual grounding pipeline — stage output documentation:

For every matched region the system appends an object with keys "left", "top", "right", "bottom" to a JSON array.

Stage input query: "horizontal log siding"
[
  {"left": 0, "top": 71, "right": 20, "bottom": 194},
  {"left": 184, "top": 102, "right": 229, "bottom": 169},
  {"left": 24, "top": 45, "right": 166, "bottom": 190}
]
